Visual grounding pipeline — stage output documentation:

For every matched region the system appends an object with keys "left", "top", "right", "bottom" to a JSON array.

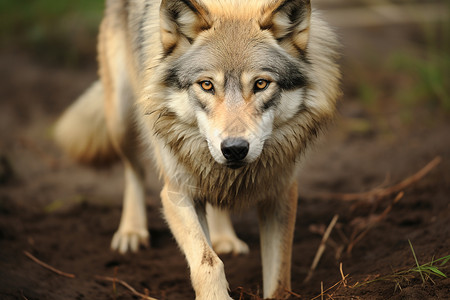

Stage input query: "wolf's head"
[{"left": 158, "top": 0, "right": 335, "bottom": 169}]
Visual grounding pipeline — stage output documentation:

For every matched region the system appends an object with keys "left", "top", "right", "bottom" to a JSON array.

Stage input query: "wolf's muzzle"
[{"left": 221, "top": 138, "right": 249, "bottom": 168}]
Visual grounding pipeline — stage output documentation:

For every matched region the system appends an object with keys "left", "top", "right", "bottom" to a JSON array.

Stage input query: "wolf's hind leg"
[
  {"left": 106, "top": 94, "right": 149, "bottom": 254},
  {"left": 206, "top": 204, "right": 249, "bottom": 255},
  {"left": 108, "top": 118, "right": 149, "bottom": 253},
  {"left": 111, "top": 161, "right": 149, "bottom": 253},
  {"left": 106, "top": 99, "right": 149, "bottom": 253},
  {"left": 99, "top": 15, "right": 149, "bottom": 253}
]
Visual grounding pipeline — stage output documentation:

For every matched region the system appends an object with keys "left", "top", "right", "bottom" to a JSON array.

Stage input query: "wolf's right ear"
[{"left": 160, "top": 0, "right": 211, "bottom": 55}]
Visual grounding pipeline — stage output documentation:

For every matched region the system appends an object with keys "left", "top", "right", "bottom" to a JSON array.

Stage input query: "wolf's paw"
[
  {"left": 111, "top": 229, "right": 149, "bottom": 254},
  {"left": 212, "top": 235, "right": 249, "bottom": 255}
]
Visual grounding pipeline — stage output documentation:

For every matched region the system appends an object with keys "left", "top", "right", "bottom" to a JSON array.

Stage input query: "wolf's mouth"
[{"left": 225, "top": 161, "right": 246, "bottom": 169}]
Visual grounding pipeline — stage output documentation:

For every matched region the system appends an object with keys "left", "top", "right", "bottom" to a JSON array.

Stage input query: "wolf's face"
[{"left": 160, "top": 0, "right": 312, "bottom": 168}]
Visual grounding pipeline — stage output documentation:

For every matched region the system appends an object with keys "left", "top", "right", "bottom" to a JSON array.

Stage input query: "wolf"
[{"left": 54, "top": 0, "right": 340, "bottom": 299}]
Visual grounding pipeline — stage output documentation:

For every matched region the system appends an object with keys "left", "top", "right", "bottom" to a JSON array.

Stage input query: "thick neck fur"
[
  {"left": 143, "top": 100, "right": 329, "bottom": 210},
  {"left": 138, "top": 11, "right": 340, "bottom": 210}
]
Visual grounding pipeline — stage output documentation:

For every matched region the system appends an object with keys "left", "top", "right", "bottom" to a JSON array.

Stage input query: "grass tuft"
[{"left": 352, "top": 243, "right": 449, "bottom": 290}]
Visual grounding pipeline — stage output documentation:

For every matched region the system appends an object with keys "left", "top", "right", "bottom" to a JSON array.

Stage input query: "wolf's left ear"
[
  {"left": 160, "top": 0, "right": 211, "bottom": 55},
  {"left": 259, "top": 0, "right": 311, "bottom": 51}
]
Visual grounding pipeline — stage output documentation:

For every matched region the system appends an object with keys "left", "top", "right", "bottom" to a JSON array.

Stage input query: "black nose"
[{"left": 221, "top": 138, "right": 249, "bottom": 161}]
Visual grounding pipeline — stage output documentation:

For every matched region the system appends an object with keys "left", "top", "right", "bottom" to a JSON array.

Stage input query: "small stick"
[
  {"left": 347, "top": 192, "right": 404, "bottom": 255},
  {"left": 304, "top": 214, "right": 339, "bottom": 283},
  {"left": 234, "top": 287, "right": 261, "bottom": 299},
  {"left": 339, "top": 262, "right": 347, "bottom": 287},
  {"left": 310, "top": 273, "right": 349, "bottom": 300},
  {"left": 321, "top": 281, "right": 324, "bottom": 300},
  {"left": 238, "top": 287, "right": 244, "bottom": 300},
  {"left": 113, "top": 266, "right": 118, "bottom": 300},
  {"left": 318, "top": 156, "right": 442, "bottom": 201},
  {"left": 285, "top": 289, "right": 302, "bottom": 298},
  {"left": 23, "top": 251, "right": 75, "bottom": 278},
  {"left": 95, "top": 275, "right": 158, "bottom": 300}
]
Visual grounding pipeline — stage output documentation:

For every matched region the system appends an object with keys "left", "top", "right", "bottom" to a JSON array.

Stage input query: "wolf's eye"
[
  {"left": 199, "top": 80, "right": 214, "bottom": 93},
  {"left": 254, "top": 79, "right": 270, "bottom": 92}
]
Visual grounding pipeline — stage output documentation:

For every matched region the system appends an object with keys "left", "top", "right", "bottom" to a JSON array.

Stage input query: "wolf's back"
[{"left": 54, "top": 80, "right": 119, "bottom": 166}]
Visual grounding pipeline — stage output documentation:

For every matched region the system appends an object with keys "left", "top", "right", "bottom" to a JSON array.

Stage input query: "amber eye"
[
  {"left": 254, "top": 79, "right": 269, "bottom": 92},
  {"left": 199, "top": 80, "right": 214, "bottom": 92}
]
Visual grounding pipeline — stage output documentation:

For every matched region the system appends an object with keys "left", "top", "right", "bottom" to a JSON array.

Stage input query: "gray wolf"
[{"left": 54, "top": 0, "right": 340, "bottom": 298}]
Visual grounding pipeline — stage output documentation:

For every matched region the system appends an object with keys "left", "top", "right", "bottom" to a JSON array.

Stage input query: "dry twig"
[
  {"left": 23, "top": 251, "right": 75, "bottom": 278},
  {"left": 347, "top": 192, "right": 404, "bottom": 255},
  {"left": 339, "top": 262, "right": 347, "bottom": 288},
  {"left": 310, "top": 274, "right": 350, "bottom": 300},
  {"left": 304, "top": 214, "right": 339, "bottom": 283},
  {"left": 320, "top": 281, "right": 324, "bottom": 300},
  {"left": 285, "top": 289, "right": 301, "bottom": 298},
  {"left": 95, "top": 275, "right": 158, "bottom": 300},
  {"left": 317, "top": 156, "right": 442, "bottom": 201}
]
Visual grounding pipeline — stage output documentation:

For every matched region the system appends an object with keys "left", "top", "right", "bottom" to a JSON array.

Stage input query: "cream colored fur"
[
  {"left": 206, "top": 205, "right": 249, "bottom": 255},
  {"left": 55, "top": 0, "right": 340, "bottom": 299},
  {"left": 54, "top": 81, "right": 118, "bottom": 166}
]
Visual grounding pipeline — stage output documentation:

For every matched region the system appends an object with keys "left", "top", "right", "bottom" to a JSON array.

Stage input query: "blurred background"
[
  {"left": 0, "top": 0, "right": 450, "bottom": 111},
  {"left": 0, "top": 0, "right": 103, "bottom": 65},
  {"left": 0, "top": 0, "right": 448, "bottom": 138},
  {"left": 317, "top": 0, "right": 450, "bottom": 132},
  {"left": 0, "top": 0, "right": 449, "bottom": 299}
]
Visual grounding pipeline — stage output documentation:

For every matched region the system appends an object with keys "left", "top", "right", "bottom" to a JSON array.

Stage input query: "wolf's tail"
[{"left": 54, "top": 80, "right": 119, "bottom": 166}]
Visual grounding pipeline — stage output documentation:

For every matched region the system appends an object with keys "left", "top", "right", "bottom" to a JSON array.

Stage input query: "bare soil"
[{"left": 0, "top": 21, "right": 449, "bottom": 300}]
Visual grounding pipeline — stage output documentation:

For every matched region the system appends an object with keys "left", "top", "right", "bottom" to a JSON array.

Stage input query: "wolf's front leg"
[
  {"left": 258, "top": 182, "right": 298, "bottom": 299},
  {"left": 161, "top": 183, "right": 232, "bottom": 300}
]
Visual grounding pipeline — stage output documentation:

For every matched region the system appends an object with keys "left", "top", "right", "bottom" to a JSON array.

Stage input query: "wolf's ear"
[
  {"left": 259, "top": 0, "right": 311, "bottom": 51},
  {"left": 160, "top": 0, "right": 211, "bottom": 54}
]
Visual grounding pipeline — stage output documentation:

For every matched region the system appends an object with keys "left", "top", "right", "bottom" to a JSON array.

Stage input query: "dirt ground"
[{"left": 0, "top": 8, "right": 449, "bottom": 300}]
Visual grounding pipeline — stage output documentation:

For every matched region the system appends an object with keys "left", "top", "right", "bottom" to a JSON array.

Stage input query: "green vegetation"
[
  {"left": 354, "top": 13, "right": 450, "bottom": 117},
  {"left": 392, "top": 11, "right": 450, "bottom": 112},
  {"left": 0, "top": 0, "right": 104, "bottom": 64},
  {"left": 408, "top": 240, "right": 448, "bottom": 284},
  {"left": 354, "top": 241, "right": 449, "bottom": 291},
  {"left": 390, "top": 29, "right": 450, "bottom": 113}
]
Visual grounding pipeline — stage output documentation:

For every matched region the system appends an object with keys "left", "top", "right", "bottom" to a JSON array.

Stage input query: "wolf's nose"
[{"left": 221, "top": 138, "right": 249, "bottom": 161}]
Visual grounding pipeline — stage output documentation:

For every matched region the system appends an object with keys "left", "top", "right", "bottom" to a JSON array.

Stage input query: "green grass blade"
[
  {"left": 412, "top": 266, "right": 446, "bottom": 278},
  {"left": 424, "top": 266, "right": 447, "bottom": 278},
  {"left": 437, "top": 255, "right": 450, "bottom": 266},
  {"left": 408, "top": 239, "right": 425, "bottom": 284}
]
